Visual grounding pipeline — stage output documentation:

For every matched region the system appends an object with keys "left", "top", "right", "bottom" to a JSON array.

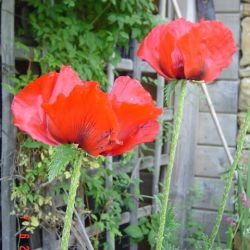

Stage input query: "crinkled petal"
[
  {"left": 159, "top": 31, "right": 185, "bottom": 79},
  {"left": 137, "top": 24, "right": 170, "bottom": 79},
  {"left": 137, "top": 18, "right": 236, "bottom": 82},
  {"left": 178, "top": 20, "right": 236, "bottom": 82},
  {"left": 102, "top": 103, "right": 161, "bottom": 156},
  {"left": 11, "top": 72, "right": 60, "bottom": 145},
  {"left": 49, "top": 65, "right": 84, "bottom": 103},
  {"left": 176, "top": 27, "right": 205, "bottom": 80},
  {"left": 43, "top": 84, "right": 119, "bottom": 156},
  {"left": 197, "top": 20, "right": 237, "bottom": 82},
  {"left": 109, "top": 76, "right": 153, "bottom": 104},
  {"left": 137, "top": 18, "right": 193, "bottom": 80},
  {"left": 104, "top": 77, "right": 162, "bottom": 156}
]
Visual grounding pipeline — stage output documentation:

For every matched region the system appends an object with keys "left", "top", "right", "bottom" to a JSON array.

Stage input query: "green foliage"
[
  {"left": 11, "top": 135, "right": 138, "bottom": 247},
  {"left": 164, "top": 80, "right": 179, "bottom": 106},
  {"left": 48, "top": 144, "right": 78, "bottom": 181},
  {"left": 23, "top": 0, "right": 158, "bottom": 88},
  {"left": 124, "top": 205, "right": 179, "bottom": 249},
  {"left": 227, "top": 149, "right": 250, "bottom": 250},
  {"left": 9, "top": 1, "right": 177, "bottom": 248}
]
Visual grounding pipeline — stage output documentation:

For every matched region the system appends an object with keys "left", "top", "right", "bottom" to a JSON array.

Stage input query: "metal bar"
[
  {"left": 1, "top": 1, "right": 16, "bottom": 250},
  {"left": 171, "top": 0, "right": 233, "bottom": 165}
]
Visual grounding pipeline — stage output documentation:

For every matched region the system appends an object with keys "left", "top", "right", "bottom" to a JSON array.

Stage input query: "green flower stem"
[
  {"left": 60, "top": 152, "right": 82, "bottom": 250},
  {"left": 209, "top": 108, "right": 250, "bottom": 249},
  {"left": 156, "top": 80, "right": 187, "bottom": 250}
]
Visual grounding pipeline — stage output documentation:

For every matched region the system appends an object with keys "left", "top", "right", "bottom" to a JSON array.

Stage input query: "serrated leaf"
[
  {"left": 164, "top": 80, "right": 178, "bottom": 106},
  {"left": 48, "top": 144, "right": 77, "bottom": 181}
]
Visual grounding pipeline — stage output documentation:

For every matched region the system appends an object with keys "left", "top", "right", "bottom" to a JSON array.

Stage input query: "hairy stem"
[
  {"left": 60, "top": 152, "right": 82, "bottom": 250},
  {"left": 156, "top": 80, "right": 187, "bottom": 250},
  {"left": 209, "top": 108, "right": 250, "bottom": 249}
]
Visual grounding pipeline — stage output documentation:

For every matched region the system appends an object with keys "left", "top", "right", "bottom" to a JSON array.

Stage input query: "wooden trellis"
[{"left": 1, "top": 0, "right": 240, "bottom": 249}]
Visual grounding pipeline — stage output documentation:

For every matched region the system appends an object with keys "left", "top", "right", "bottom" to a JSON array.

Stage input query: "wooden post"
[
  {"left": 129, "top": 40, "right": 141, "bottom": 250},
  {"left": 170, "top": 0, "right": 199, "bottom": 248},
  {"left": 1, "top": 1, "right": 16, "bottom": 250},
  {"left": 152, "top": 0, "right": 167, "bottom": 213},
  {"left": 106, "top": 63, "right": 115, "bottom": 250}
]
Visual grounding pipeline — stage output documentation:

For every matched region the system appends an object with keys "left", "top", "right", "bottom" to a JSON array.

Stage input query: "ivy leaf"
[{"left": 48, "top": 144, "right": 77, "bottom": 181}]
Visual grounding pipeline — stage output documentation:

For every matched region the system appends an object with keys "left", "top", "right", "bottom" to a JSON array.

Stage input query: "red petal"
[
  {"left": 178, "top": 20, "right": 236, "bottom": 82},
  {"left": 11, "top": 72, "right": 60, "bottom": 145},
  {"left": 11, "top": 65, "right": 88, "bottom": 145},
  {"left": 103, "top": 76, "right": 162, "bottom": 155},
  {"left": 137, "top": 18, "right": 193, "bottom": 80},
  {"left": 49, "top": 65, "right": 84, "bottom": 102},
  {"left": 43, "top": 84, "right": 119, "bottom": 156},
  {"left": 176, "top": 27, "right": 205, "bottom": 80},
  {"left": 159, "top": 31, "right": 185, "bottom": 79},
  {"left": 137, "top": 24, "right": 170, "bottom": 79},
  {"left": 109, "top": 76, "right": 153, "bottom": 104},
  {"left": 197, "top": 20, "right": 237, "bottom": 82},
  {"left": 102, "top": 103, "right": 161, "bottom": 156}
]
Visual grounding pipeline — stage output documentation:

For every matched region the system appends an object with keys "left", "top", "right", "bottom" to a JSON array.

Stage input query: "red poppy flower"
[
  {"left": 102, "top": 76, "right": 162, "bottom": 156},
  {"left": 11, "top": 66, "right": 162, "bottom": 156},
  {"left": 137, "top": 18, "right": 237, "bottom": 83}
]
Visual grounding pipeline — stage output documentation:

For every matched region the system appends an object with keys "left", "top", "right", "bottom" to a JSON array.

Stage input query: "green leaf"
[
  {"left": 48, "top": 144, "right": 77, "bottom": 181},
  {"left": 23, "top": 137, "right": 46, "bottom": 149},
  {"left": 124, "top": 224, "right": 144, "bottom": 242},
  {"left": 164, "top": 80, "right": 179, "bottom": 106},
  {"left": 2, "top": 83, "right": 17, "bottom": 95}
]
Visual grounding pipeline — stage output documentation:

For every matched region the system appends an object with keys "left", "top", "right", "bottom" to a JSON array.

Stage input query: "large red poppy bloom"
[
  {"left": 137, "top": 18, "right": 237, "bottom": 83},
  {"left": 11, "top": 66, "right": 162, "bottom": 156}
]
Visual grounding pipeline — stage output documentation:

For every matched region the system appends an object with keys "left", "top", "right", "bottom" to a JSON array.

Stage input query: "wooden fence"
[{"left": 1, "top": 0, "right": 240, "bottom": 249}]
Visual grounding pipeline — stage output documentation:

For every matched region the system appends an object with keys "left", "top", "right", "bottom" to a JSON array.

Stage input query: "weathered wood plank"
[
  {"left": 152, "top": 75, "right": 165, "bottom": 209},
  {"left": 214, "top": 0, "right": 240, "bottom": 12},
  {"left": 218, "top": 52, "right": 239, "bottom": 80},
  {"left": 86, "top": 205, "right": 152, "bottom": 237},
  {"left": 42, "top": 229, "right": 58, "bottom": 250},
  {"left": 201, "top": 13, "right": 240, "bottom": 81},
  {"left": 189, "top": 209, "right": 230, "bottom": 243},
  {"left": 152, "top": 0, "right": 166, "bottom": 214},
  {"left": 105, "top": 63, "right": 115, "bottom": 249},
  {"left": 130, "top": 40, "right": 141, "bottom": 250},
  {"left": 1, "top": 1, "right": 16, "bottom": 250},
  {"left": 197, "top": 112, "right": 237, "bottom": 146},
  {"left": 216, "top": 13, "right": 240, "bottom": 45},
  {"left": 116, "top": 58, "right": 133, "bottom": 71},
  {"left": 194, "top": 145, "right": 235, "bottom": 177},
  {"left": 192, "top": 177, "right": 233, "bottom": 211},
  {"left": 170, "top": 2, "right": 198, "bottom": 248},
  {"left": 199, "top": 80, "right": 239, "bottom": 114},
  {"left": 113, "top": 154, "right": 168, "bottom": 176}
]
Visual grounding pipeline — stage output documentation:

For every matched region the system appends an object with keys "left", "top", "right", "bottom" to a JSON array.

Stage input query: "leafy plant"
[
  {"left": 22, "top": 0, "right": 159, "bottom": 88},
  {"left": 9, "top": 1, "right": 171, "bottom": 248}
]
